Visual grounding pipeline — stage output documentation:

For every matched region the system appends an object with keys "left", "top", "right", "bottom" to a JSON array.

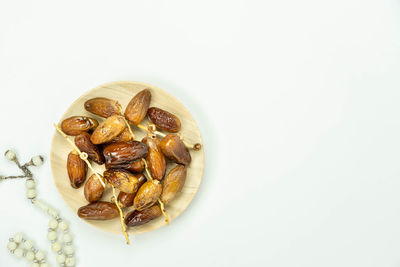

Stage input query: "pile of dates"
[{"left": 61, "top": 89, "right": 192, "bottom": 227}]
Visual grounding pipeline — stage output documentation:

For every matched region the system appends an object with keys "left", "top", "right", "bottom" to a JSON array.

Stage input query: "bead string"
[
  {"left": 2, "top": 150, "right": 76, "bottom": 266},
  {"left": 53, "top": 124, "right": 130, "bottom": 245},
  {"left": 7, "top": 233, "right": 49, "bottom": 267}
]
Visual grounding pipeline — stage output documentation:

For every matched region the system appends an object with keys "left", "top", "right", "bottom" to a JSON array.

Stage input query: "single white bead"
[
  {"left": 65, "top": 257, "right": 76, "bottom": 266},
  {"left": 62, "top": 233, "right": 72, "bottom": 243},
  {"left": 31, "top": 263, "right": 40, "bottom": 267},
  {"left": 25, "top": 251, "right": 35, "bottom": 261},
  {"left": 47, "top": 208, "right": 59, "bottom": 218},
  {"left": 49, "top": 219, "right": 58, "bottom": 229},
  {"left": 35, "top": 250, "right": 45, "bottom": 261},
  {"left": 63, "top": 245, "right": 74, "bottom": 255},
  {"left": 5, "top": 150, "right": 16, "bottom": 161},
  {"left": 13, "top": 232, "right": 24, "bottom": 243},
  {"left": 26, "top": 189, "right": 36, "bottom": 199},
  {"left": 7, "top": 241, "right": 17, "bottom": 250},
  {"left": 56, "top": 254, "right": 66, "bottom": 263},
  {"left": 40, "top": 263, "right": 49, "bottom": 267},
  {"left": 58, "top": 221, "right": 68, "bottom": 231},
  {"left": 31, "top": 156, "right": 43, "bottom": 166},
  {"left": 25, "top": 179, "right": 36, "bottom": 189},
  {"left": 47, "top": 231, "right": 57, "bottom": 241},
  {"left": 51, "top": 242, "right": 62, "bottom": 252},
  {"left": 14, "top": 248, "right": 24, "bottom": 258},
  {"left": 23, "top": 240, "right": 33, "bottom": 250}
]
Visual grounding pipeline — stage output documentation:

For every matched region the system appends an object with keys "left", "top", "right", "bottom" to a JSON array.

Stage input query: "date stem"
[
  {"left": 53, "top": 124, "right": 106, "bottom": 188},
  {"left": 142, "top": 159, "right": 170, "bottom": 225},
  {"left": 112, "top": 186, "right": 130, "bottom": 245},
  {"left": 118, "top": 108, "right": 136, "bottom": 140},
  {"left": 136, "top": 123, "right": 202, "bottom": 151}
]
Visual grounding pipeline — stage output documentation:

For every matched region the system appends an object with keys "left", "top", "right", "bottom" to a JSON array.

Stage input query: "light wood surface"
[{"left": 50, "top": 81, "right": 204, "bottom": 234}]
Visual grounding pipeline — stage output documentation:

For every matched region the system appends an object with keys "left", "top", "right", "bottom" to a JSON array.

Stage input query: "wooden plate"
[{"left": 50, "top": 81, "right": 204, "bottom": 234}]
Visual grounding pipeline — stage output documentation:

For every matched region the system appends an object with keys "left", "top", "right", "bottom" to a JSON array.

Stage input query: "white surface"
[{"left": 0, "top": 0, "right": 400, "bottom": 266}]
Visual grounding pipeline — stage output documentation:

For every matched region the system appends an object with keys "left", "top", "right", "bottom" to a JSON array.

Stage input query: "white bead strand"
[
  {"left": 4, "top": 151, "right": 77, "bottom": 267},
  {"left": 8, "top": 233, "right": 48, "bottom": 266}
]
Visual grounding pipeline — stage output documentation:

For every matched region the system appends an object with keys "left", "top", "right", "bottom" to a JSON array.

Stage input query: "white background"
[{"left": 0, "top": 0, "right": 400, "bottom": 266}]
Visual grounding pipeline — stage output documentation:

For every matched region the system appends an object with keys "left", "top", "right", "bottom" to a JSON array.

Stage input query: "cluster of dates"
[{"left": 61, "top": 89, "right": 191, "bottom": 227}]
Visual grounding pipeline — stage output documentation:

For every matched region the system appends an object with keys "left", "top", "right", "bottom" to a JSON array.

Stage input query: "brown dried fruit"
[
  {"left": 78, "top": 201, "right": 119, "bottom": 220},
  {"left": 160, "top": 134, "right": 191, "bottom": 165},
  {"left": 142, "top": 134, "right": 166, "bottom": 180},
  {"left": 61, "top": 116, "right": 99, "bottom": 136},
  {"left": 125, "top": 205, "right": 162, "bottom": 227},
  {"left": 90, "top": 115, "right": 126, "bottom": 144},
  {"left": 125, "top": 159, "right": 145, "bottom": 173},
  {"left": 161, "top": 164, "right": 187, "bottom": 203},
  {"left": 147, "top": 107, "right": 181, "bottom": 133},
  {"left": 103, "top": 141, "right": 148, "bottom": 169},
  {"left": 117, "top": 174, "right": 146, "bottom": 208},
  {"left": 133, "top": 180, "right": 162, "bottom": 211},
  {"left": 84, "top": 174, "right": 105, "bottom": 202},
  {"left": 74, "top": 132, "right": 105, "bottom": 164},
  {"left": 84, "top": 97, "right": 122, "bottom": 118},
  {"left": 110, "top": 128, "right": 133, "bottom": 143},
  {"left": 125, "top": 89, "right": 151, "bottom": 125},
  {"left": 67, "top": 150, "right": 87, "bottom": 188},
  {"left": 103, "top": 169, "right": 141, "bottom": 194}
]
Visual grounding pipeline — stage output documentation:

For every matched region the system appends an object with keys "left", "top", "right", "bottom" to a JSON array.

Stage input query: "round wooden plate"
[{"left": 50, "top": 81, "right": 204, "bottom": 234}]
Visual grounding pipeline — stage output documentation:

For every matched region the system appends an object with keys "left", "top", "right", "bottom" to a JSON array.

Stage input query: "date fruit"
[
  {"left": 125, "top": 205, "right": 162, "bottom": 227},
  {"left": 161, "top": 164, "right": 187, "bottom": 203},
  {"left": 61, "top": 116, "right": 99, "bottom": 136},
  {"left": 110, "top": 128, "right": 133, "bottom": 143},
  {"left": 78, "top": 201, "right": 119, "bottom": 220},
  {"left": 147, "top": 107, "right": 181, "bottom": 132},
  {"left": 74, "top": 132, "right": 105, "bottom": 164},
  {"left": 84, "top": 97, "right": 122, "bottom": 118},
  {"left": 67, "top": 150, "right": 87, "bottom": 188},
  {"left": 103, "top": 141, "right": 148, "bottom": 169},
  {"left": 84, "top": 174, "right": 105, "bottom": 202},
  {"left": 160, "top": 134, "right": 191, "bottom": 165},
  {"left": 90, "top": 115, "right": 126, "bottom": 144},
  {"left": 125, "top": 89, "right": 151, "bottom": 125},
  {"left": 117, "top": 174, "right": 146, "bottom": 208},
  {"left": 103, "top": 169, "right": 141, "bottom": 194},
  {"left": 142, "top": 134, "right": 166, "bottom": 180},
  {"left": 125, "top": 159, "right": 145, "bottom": 173},
  {"left": 133, "top": 180, "right": 162, "bottom": 211}
]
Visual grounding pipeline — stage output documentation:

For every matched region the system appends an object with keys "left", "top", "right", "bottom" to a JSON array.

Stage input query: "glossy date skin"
[
  {"left": 125, "top": 89, "right": 151, "bottom": 125},
  {"left": 90, "top": 115, "right": 126, "bottom": 144},
  {"left": 124, "top": 205, "right": 162, "bottom": 227},
  {"left": 103, "top": 141, "right": 148, "bottom": 169},
  {"left": 78, "top": 201, "right": 119, "bottom": 220},
  {"left": 67, "top": 150, "right": 88, "bottom": 188},
  {"left": 133, "top": 180, "right": 162, "bottom": 211},
  {"left": 142, "top": 134, "right": 166, "bottom": 180},
  {"left": 160, "top": 134, "right": 191, "bottom": 165},
  {"left": 109, "top": 128, "right": 133, "bottom": 143},
  {"left": 103, "top": 169, "right": 141, "bottom": 194},
  {"left": 84, "top": 174, "right": 105, "bottom": 202},
  {"left": 147, "top": 107, "right": 181, "bottom": 133},
  {"left": 74, "top": 132, "right": 105, "bottom": 164},
  {"left": 161, "top": 164, "right": 187, "bottom": 204},
  {"left": 61, "top": 116, "right": 99, "bottom": 136},
  {"left": 84, "top": 97, "right": 122, "bottom": 118},
  {"left": 117, "top": 174, "right": 146, "bottom": 208}
]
